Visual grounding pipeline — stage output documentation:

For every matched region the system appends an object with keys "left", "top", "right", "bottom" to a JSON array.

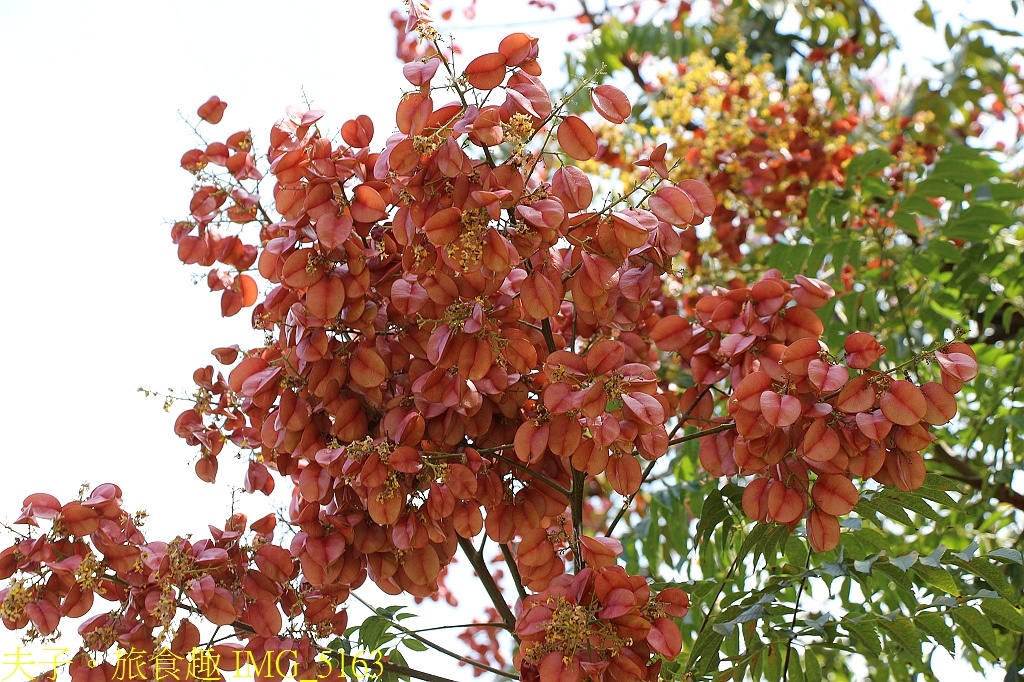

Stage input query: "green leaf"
[
  {"left": 697, "top": 487, "right": 731, "bottom": 570},
  {"left": 807, "top": 188, "right": 830, "bottom": 229},
  {"left": 928, "top": 297, "right": 966, "bottom": 325},
  {"left": 803, "top": 649, "right": 823, "bottom": 682},
  {"left": 360, "top": 616, "right": 392, "bottom": 650},
  {"left": 686, "top": 628, "right": 725, "bottom": 677},
  {"left": 923, "top": 473, "right": 963, "bottom": 492},
  {"left": 855, "top": 528, "right": 894, "bottom": 555},
  {"left": 750, "top": 641, "right": 765, "bottom": 681},
  {"left": 874, "top": 562, "right": 914, "bottom": 592},
  {"left": 913, "top": 484, "right": 961, "bottom": 510},
  {"left": 901, "top": 194, "right": 942, "bottom": 218},
  {"left": 788, "top": 651, "right": 805, "bottom": 682},
  {"left": 858, "top": 498, "right": 914, "bottom": 527},
  {"left": 988, "top": 548, "right": 1024, "bottom": 565},
  {"left": 915, "top": 612, "right": 956, "bottom": 652},
  {"left": 891, "top": 551, "right": 919, "bottom": 572},
  {"left": 914, "top": 0, "right": 935, "bottom": 28},
  {"left": 768, "top": 243, "right": 813, "bottom": 276},
  {"left": 923, "top": 239, "right": 963, "bottom": 266},
  {"left": 880, "top": 616, "right": 922, "bottom": 654},
  {"left": 940, "top": 144, "right": 996, "bottom": 165},
  {"left": 784, "top": 533, "right": 809, "bottom": 568},
  {"left": 980, "top": 599, "right": 1024, "bottom": 632},
  {"left": 401, "top": 637, "right": 428, "bottom": 652},
  {"left": 697, "top": 488, "right": 728, "bottom": 545},
  {"left": 376, "top": 604, "right": 407, "bottom": 619},
  {"left": 950, "top": 556, "right": 1017, "bottom": 603},
  {"left": 913, "top": 564, "right": 960, "bottom": 595},
  {"left": 712, "top": 621, "right": 736, "bottom": 636},
  {"left": 761, "top": 524, "right": 792, "bottom": 565},
  {"left": 855, "top": 552, "right": 882, "bottom": 573},
  {"left": 916, "top": 177, "right": 965, "bottom": 201},
  {"left": 806, "top": 239, "right": 834, "bottom": 275},
  {"left": 951, "top": 605, "right": 999, "bottom": 653},
  {"left": 885, "top": 491, "right": 941, "bottom": 521},
  {"left": 963, "top": 18, "right": 1023, "bottom": 37},
  {"left": 847, "top": 619, "right": 883, "bottom": 656},
  {"left": 892, "top": 211, "right": 920, "bottom": 237},
  {"left": 956, "top": 540, "right": 980, "bottom": 561},
  {"left": 958, "top": 204, "right": 1011, "bottom": 228},
  {"left": 943, "top": 219, "right": 993, "bottom": 242},
  {"left": 643, "top": 507, "right": 663, "bottom": 571},
  {"left": 919, "top": 544, "right": 949, "bottom": 568},
  {"left": 735, "top": 522, "right": 773, "bottom": 564},
  {"left": 862, "top": 176, "right": 893, "bottom": 201},
  {"left": 764, "top": 643, "right": 783, "bottom": 682},
  {"left": 988, "top": 182, "right": 1024, "bottom": 201},
  {"left": 327, "top": 637, "right": 352, "bottom": 655},
  {"left": 385, "top": 649, "right": 410, "bottom": 682},
  {"left": 847, "top": 149, "right": 895, "bottom": 182}
]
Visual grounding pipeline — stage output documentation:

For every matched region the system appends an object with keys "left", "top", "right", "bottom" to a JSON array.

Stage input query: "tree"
[{"left": 1, "top": 1, "right": 1022, "bottom": 682}]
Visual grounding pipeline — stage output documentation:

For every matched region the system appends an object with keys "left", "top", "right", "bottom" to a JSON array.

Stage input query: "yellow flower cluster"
[
  {"left": 649, "top": 43, "right": 840, "bottom": 200},
  {"left": 522, "top": 595, "right": 629, "bottom": 665},
  {"left": 0, "top": 579, "right": 30, "bottom": 623}
]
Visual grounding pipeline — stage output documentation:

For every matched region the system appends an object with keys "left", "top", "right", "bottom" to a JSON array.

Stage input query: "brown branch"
[
  {"left": 620, "top": 53, "right": 649, "bottom": 90},
  {"left": 570, "top": 468, "right": 587, "bottom": 571},
  {"left": 488, "top": 451, "right": 571, "bottom": 498},
  {"left": 540, "top": 318, "right": 558, "bottom": 354},
  {"left": 500, "top": 543, "right": 528, "bottom": 603},
  {"left": 930, "top": 442, "right": 1024, "bottom": 512},
  {"left": 456, "top": 536, "right": 519, "bottom": 639},
  {"left": 577, "top": 0, "right": 600, "bottom": 29},
  {"left": 966, "top": 302, "right": 1024, "bottom": 345}
]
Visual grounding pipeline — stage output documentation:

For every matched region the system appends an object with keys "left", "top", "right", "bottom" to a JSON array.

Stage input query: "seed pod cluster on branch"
[
  {"left": 653, "top": 274, "right": 978, "bottom": 551},
  {"left": 0, "top": 8, "right": 980, "bottom": 682}
]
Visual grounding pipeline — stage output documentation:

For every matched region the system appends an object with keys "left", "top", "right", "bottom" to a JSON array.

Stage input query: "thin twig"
[
  {"left": 351, "top": 591, "right": 519, "bottom": 679},
  {"left": 407, "top": 621, "right": 508, "bottom": 635},
  {"left": 570, "top": 468, "right": 587, "bottom": 571},
  {"left": 605, "top": 459, "right": 657, "bottom": 536},
  {"left": 607, "top": 384, "right": 721, "bottom": 535},
  {"left": 456, "top": 536, "right": 519, "bottom": 639},
  {"left": 666, "top": 421, "right": 736, "bottom": 447},
  {"left": 500, "top": 543, "right": 529, "bottom": 602},
  {"left": 488, "top": 451, "right": 572, "bottom": 498},
  {"left": 696, "top": 549, "right": 744, "bottom": 639},
  {"left": 782, "top": 551, "right": 813, "bottom": 682}
]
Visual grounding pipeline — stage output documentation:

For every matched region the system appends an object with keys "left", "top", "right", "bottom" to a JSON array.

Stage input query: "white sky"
[{"left": 0, "top": 1, "right": 1020, "bottom": 681}]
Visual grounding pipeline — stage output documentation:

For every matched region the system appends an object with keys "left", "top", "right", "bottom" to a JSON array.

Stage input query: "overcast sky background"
[{"left": 0, "top": 1, "right": 1020, "bottom": 680}]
